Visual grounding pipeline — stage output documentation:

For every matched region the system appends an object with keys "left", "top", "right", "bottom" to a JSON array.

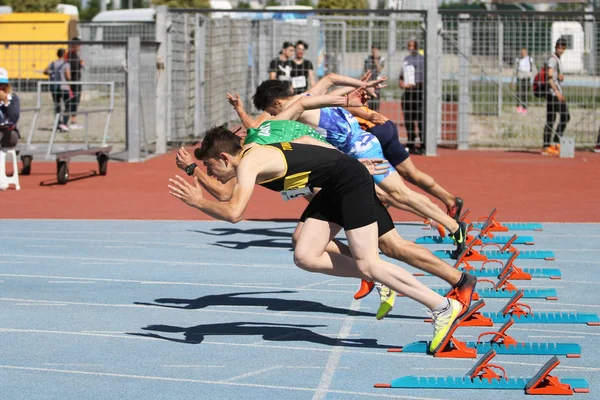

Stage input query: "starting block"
[
  {"left": 375, "top": 349, "right": 590, "bottom": 394},
  {"left": 481, "top": 291, "right": 600, "bottom": 326},
  {"left": 461, "top": 208, "right": 544, "bottom": 232},
  {"left": 389, "top": 319, "right": 581, "bottom": 358},
  {"left": 415, "top": 234, "right": 535, "bottom": 245},
  {"left": 414, "top": 251, "right": 562, "bottom": 280},
  {"left": 434, "top": 236, "right": 555, "bottom": 261}
]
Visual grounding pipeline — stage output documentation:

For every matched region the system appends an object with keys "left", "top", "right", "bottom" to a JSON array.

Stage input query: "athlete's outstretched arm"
[
  {"left": 176, "top": 147, "right": 235, "bottom": 201},
  {"left": 273, "top": 91, "right": 366, "bottom": 122},
  {"left": 227, "top": 93, "right": 272, "bottom": 129},
  {"left": 169, "top": 159, "right": 259, "bottom": 223},
  {"left": 308, "top": 72, "right": 387, "bottom": 97}
]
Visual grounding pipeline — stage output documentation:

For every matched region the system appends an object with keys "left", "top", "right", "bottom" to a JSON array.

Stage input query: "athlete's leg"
[
  {"left": 377, "top": 171, "right": 460, "bottom": 235},
  {"left": 378, "top": 229, "right": 461, "bottom": 285},
  {"left": 292, "top": 220, "right": 351, "bottom": 256},
  {"left": 395, "top": 158, "right": 456, "bottom": 210},
  {"left": 369, "top": 121, "right": 458, "bottom": 212}
]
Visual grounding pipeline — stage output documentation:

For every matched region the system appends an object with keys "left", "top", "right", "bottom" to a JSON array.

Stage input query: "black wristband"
[{"left": 185, "top": 163, "right": 198, "bottom": 176}]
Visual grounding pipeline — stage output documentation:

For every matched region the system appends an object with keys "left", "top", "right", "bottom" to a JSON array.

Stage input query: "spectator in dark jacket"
[{"left": 0, "top": 68, "right": 20, "bottom": 148}]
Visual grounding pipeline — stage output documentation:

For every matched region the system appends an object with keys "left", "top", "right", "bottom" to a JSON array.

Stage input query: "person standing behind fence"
[
  {"left": 542, "top": 37, "right": 569, "bottom": 156},
  {"left": 363, "top": 44, "right": 385, "bottom": 112},
  {"left": 289, "top": 40, "right": 315, "bottom": 95},
  {"left": 269, "top": 42, "right": 294, "bottom": 83},
  {"left": 0, "top": 68, "right": 20, "bottom": 148},
  {"left": 514, "top": 47, "right": 536, "bottom": 115},
  {"left": 43, "top": 48, "right": 71, "bottom": 132},
  {"left": 399, "top": 37, "right": 425, "bottom": 155},
  {"left": 67, "top": 37, "right": 84, "bottom": 130}
]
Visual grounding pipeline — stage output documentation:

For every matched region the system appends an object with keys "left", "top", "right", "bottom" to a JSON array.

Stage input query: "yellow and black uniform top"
[{"left": 244, "top": 142, "right": 371, "bottom": 196}]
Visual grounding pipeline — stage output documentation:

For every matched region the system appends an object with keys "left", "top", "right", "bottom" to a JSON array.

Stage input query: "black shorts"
[
  {"left": 368, "top": 120, "right": 409, "bottom": 167},
  {"left": 299, "top": 183, "right": 395, "bottom": 237}
]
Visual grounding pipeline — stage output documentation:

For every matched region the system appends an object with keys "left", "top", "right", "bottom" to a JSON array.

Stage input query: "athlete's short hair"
[
  {"left": 253, "top": 80, "right": 293, "bottom": 111},
  {"left": 194, "top": 126, "right": 242, "bottom": 160}
]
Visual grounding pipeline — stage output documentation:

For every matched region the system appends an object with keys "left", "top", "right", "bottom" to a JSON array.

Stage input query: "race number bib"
[
  {"left": 292, "top": 75, "right": 307, "bottom": 89},
  {"left": 280, "top": 187, "right": 312, "bottom": 202}
]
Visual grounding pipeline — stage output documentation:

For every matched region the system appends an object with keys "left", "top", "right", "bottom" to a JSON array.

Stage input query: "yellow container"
[{"left": 0, "top": 13, "right": 78, "bottom": 80}]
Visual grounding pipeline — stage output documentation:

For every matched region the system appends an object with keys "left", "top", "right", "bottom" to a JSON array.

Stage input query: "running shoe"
[
  {"left": 542, "top": 146, "right": 559, "bottom": 156},
  {"left": 446, "top": 273, "right": 477, "bottom": 314},
  {"left": 354, "top": 279, "right": 374, "bottom": 300},
  {"left": 449, "top": 221, "right": 468, "bottom": 247},
  {"left": 424, "top": 219, "right": 446, "bottom": 237},
  {"left": 429, "top": 298, "right": 462, "bottom": 353},
  {"left": 447, "top": 197, "right": 464, "bottom": 222},
  {"left": 375, "top": 284, "right": 396, "bottom": 320}
]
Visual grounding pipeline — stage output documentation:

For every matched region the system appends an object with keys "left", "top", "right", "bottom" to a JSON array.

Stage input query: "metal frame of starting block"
[
  {"left": 16, "top": 81, "right": 114, "bottom": 185},
  {"left": 461, "top": 208, "right": 544, "bottom": 232}
]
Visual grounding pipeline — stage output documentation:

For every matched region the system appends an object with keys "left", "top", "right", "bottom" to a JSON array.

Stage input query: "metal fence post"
[
  {"left": 497, "top": 20, "right": 503, "bottom": 118},
  {"left": 425, "top": 7, "right": 440, "bottom": 156},
  {"left": 457, "top": 13, "right": 471, "bottom": 150},
  {"left": 127, "top": 36, "right": 141, "bottom": 162},
  {"left": 195, "top": 14, "right": 206, "bottom": 137},
  {"left": 386, "top": 16, "right": 396, "bottom": 83},
  {"left": 155, "top": 5, "right": 168, "bottom": 154}
]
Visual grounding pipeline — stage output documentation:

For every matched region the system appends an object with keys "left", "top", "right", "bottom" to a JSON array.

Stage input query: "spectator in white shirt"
[{"left": 514, "top": 47, "right": 537, "bottom": 115}]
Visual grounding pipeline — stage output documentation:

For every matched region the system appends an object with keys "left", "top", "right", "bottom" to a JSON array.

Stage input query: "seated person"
[{"left": 0, "top": 68, "right": 20, "bottom": 148}]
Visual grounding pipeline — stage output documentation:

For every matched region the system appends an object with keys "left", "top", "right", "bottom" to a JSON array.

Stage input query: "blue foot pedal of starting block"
[
  {"left": 377, "top": 375, "right": 587, "bottom": 390},
  {"left": 430, "top": 287, "right": 558, "bottom": 299},
  {"left": 472, "top": 222, "right": 543, "bottom": 231},
  {"left": 484, "top": 312, "right": 600, "bottom": 325},
  {"left": 394, "top": 340, "right": 581, "bottom": 357},
  {"left": 434, "top": 249, "right": 555, "bottom": 260},
  {"left": 456, "top": 267, "right": 562, "bottom": 279},
  {"left": 416, "top": 235, "right": 535, "bottom": 245}
]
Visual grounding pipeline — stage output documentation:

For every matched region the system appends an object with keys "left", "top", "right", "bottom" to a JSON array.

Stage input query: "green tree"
[
  {"left": 317, "top": 0, "right": 366, "bottom": 9},
  {"left": 296, "top": 0, "right": 312, "bottom": 6},
  {"left": 151, "top": 0, "right": 209, "bottom": 7},
  {"left": 265, "top": 0, "right": 280, "bottom": 6},
  {"left": 9, "top": 0, "right": 60, "bottom": 12}
]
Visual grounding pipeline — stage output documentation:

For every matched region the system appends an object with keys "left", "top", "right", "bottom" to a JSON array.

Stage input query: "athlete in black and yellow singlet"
[{"left": 244, "top": 141, "right": 394, "bottom": 234}]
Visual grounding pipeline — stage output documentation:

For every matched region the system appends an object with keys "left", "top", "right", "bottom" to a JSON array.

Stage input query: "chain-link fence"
[
  {"left": 0, "top": 40, "right": 158, "bottom": 160},
  {"left": 440, "top": 10, "right": 599, "bottom": 149},
  {"left": 4, "top": 9, "right": 598, "bottom": 163}
]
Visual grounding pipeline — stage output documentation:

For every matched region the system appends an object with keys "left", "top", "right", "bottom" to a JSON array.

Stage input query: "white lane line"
[
  {"left": 81, "top": 262, "right": 125, "bottom": 266},
  {"left": 48, "top": 281, "right": 95, "bottom": 284},
  {"left": 103, "top": 246, "right": 147, "bottom": 249},
  {"left": 0, "top": 261, "right": 40, "bottom": 264},
  {"left": 312, "top": 299, "right": 361, "bottom": 400},
  {"left": 81, "top": 331, "right": 129, "bottom": 334},
  {"left": 15, "top": 304, "right": 66, "bottom": 306},
  {"left": 0, "top": 253, "right": 296, "bottom": 269},
  {"left": 26, "top": 245, "right": 67, "bottom": 248},
  {"left": 0, "top": 365, "right": 444, "bottom": 400},
  {"left": 163, "top": 365, "right": 225, "bottom": 368},
  {"left": 224, "top": 365, "right": 282, "bottom": 382},
  {"left": 44, "top": 363, "right": 103, "bottom": 367},
  {"left": 0, "top": 274, "right": 353, "bottom": 294},
  {"left": 511, "top": 327, "right": 600, "bottom": 336},
  {"left": 233, "top": 283, "right": 282, "bottom": 286},
  {"left": 0, "top": 299, "right": 428, "bottom": 326},
  {"left": 296, "top": 279, "right": 338, "bottom": 290}
]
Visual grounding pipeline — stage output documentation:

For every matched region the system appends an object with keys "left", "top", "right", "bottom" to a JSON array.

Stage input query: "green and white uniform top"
[{"left": 245, "top": 120, "right": 327, "bottom": 145}]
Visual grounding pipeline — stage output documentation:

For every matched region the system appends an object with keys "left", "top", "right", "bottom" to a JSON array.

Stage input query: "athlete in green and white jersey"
[{"left": 244, "top": 119, "right": 327, "bottom": 146}]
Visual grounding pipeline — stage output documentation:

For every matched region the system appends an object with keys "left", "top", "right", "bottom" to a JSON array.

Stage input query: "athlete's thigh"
[
  {"left": 295, "top": 218, "right": 343, "bottom": 258},
  {"left": 345, "top": 222, "right": 380, "bottom": 261}
]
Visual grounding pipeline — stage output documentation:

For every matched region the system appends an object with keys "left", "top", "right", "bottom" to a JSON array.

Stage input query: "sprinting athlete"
[
  {"left": 348, "top": 105, "right": 463, "bottom": 223},
  {"left": 246, "top": 78, "right": 468, "bottom": 253},
  {"left": 168, "top": 93, "right": 464, "bottom": 353},
  {"left": 241, "top": 118, "right": 476, "bottom": 318}
]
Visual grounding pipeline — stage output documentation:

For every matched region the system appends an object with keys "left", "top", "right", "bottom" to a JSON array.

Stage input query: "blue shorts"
[{"left": 345, "top": 130, "right": 392, "bottom": 185}]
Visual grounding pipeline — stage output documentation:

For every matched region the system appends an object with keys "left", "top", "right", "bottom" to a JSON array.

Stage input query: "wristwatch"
[{"left": 185, "top": 163, "right": 198, "bottom": 176}]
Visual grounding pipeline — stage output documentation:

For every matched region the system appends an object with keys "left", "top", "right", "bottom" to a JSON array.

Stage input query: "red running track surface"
[{"left": 2, "top": 149, "right": 599, "bottom": 222}]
